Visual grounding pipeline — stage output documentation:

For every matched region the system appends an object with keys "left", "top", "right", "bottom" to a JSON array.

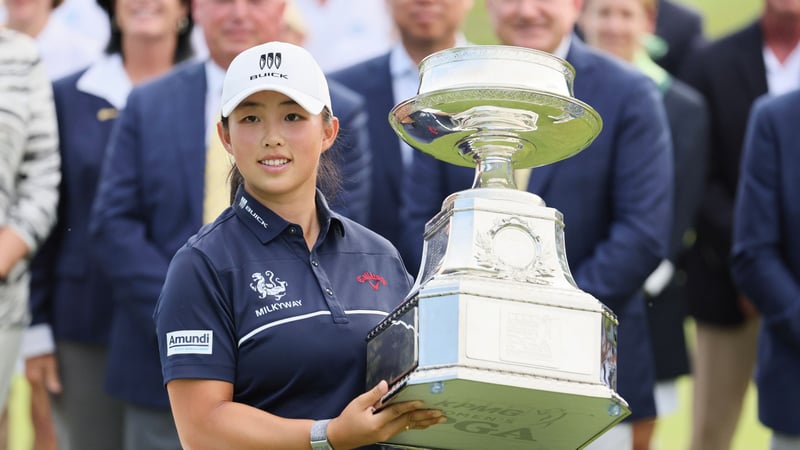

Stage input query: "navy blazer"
[
  {"left": 645, "top": 78, "right": 709, "bottom": 381},
  {"left": 654, "top": 0, "right": 706, "bottom": 77},
  {"left": 89, "top": 62, "right": 371, "bottom": 408},
  {"left": 29, "top": 69, "right": 116, "bottom": 344},
  {"left": 680, "top": 21, "right": 768, "bottom": 326},
  {"left": 732, "top": 90, "right": 800, "bottom": 435},
  {"left": 402, "top": 39, "right": 673, "bottom": 420},
  {"left": 662, "top": 80, "right": 708, "bottom": 263},
  {"left": 328, "top": 54, "right": 407, "bottom": 256}
]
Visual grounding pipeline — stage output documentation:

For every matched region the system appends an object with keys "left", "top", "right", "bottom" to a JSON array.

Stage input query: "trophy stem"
[{"left": 471, "top": 145, "right": 518, "bottom": 190}]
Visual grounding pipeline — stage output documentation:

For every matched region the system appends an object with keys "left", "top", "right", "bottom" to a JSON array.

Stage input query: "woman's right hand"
[{"left": 327, "top": 380, "right": 446, "bottom": 449}]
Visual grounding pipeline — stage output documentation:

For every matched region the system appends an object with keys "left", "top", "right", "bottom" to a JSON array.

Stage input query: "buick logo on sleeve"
[{"left": 259, "top": 52, "right": 282, "bottom": 70}]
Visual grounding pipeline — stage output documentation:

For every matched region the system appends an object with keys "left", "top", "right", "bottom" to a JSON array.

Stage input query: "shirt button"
[
  {"left": 311, "top": 260, "right": 319, "bottom": 267},
  {"left": 326, "top": 288, "right": 334, "bottom": 296},
  {"left": 289, "top": 227, "right": 297, "bottom": 234}
]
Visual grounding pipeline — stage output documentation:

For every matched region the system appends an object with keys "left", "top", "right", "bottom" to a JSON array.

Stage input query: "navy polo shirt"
[{"left": 155, "top": 188, "right": 413, "bottom": 421}]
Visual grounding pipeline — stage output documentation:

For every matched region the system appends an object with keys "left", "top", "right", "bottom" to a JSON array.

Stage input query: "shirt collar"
[
  {"left": 553, "top": 34, "right": 572, "bottom": 61},
  {"left": 389, "top": 33, "right": 472, "bottom": 78},
  {"left": 634, "top": 48, "right": 671, "bottom": 93},
  {"left": 77, "top": 53, "right": 131, "bottom": 109},
  {"left": 315, "top": 192, "right": 346, "bottom": 239},
  {"left": 390, "top": 42, "right": 418, "bottom": 79},
  {"left": 232, "top": 186, "right": 345, "bottom": 245},
  {"left": 205, "top": 59, "right": 226, "bottom": 124},
  {"left": 205, "top": 59, "right": 226, "bottom": 98},
  {"left": 763, "top": 42, "right": 800, "bottom": 96}
]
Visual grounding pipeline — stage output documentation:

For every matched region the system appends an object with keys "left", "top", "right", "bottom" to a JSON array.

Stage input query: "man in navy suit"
[
  {"left": 403, "top": 0, "right": 673, "bottom": 448},
  {"left": 679, "top": 2, "right": 800, "bottom": 447},
  {"left": 88, "top": 0, "right": 371, "bottom": 447},
  {"left": 732, "top": 89, "right": 800, "bottom": 450},
  {"left": 578, "top": 0, "right": 710, "bottom": 447},
  {"left": 328, "top": 0, "right": 474, "bottom": 267}
]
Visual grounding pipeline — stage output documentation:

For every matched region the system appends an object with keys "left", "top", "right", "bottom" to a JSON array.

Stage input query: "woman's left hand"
[{"left": 326, "top": 380, "right": 446, "bottom": 449}]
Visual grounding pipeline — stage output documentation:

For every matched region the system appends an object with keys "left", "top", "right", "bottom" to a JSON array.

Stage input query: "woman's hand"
[{"left": 326, "top": 380, "right": 446, "bottom": 450}]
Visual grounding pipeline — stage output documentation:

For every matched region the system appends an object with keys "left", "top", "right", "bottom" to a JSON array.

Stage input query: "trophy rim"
[
  {"left": 389, "top": 86, "right": 603, "bottom": 169},
  {"left": 419, "top": 45, "right": 577, "bottom": 85}
]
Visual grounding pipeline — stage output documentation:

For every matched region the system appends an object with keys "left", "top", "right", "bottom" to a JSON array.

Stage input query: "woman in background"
[
  {"left": 0, "top": 24, "right": 60, "bottom": 439},
  {"left": 23, "top": 0, "right": 193, "bottom": 447}
]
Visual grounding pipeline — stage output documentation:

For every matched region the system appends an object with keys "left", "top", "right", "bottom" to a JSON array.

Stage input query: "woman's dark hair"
[
  {"left": 100, "top": 0, "right": 195, "bottom": 63},
  {"left": 222, "top": 107, "right": 342, "bottom": 205}
]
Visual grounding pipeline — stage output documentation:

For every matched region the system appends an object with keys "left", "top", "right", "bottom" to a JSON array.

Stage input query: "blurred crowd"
[{"left": 1, "top": 0, "right": 799, "bottom": 449}]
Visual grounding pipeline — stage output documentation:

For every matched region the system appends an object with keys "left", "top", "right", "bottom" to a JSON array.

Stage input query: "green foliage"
[
  {"left": 464, "top": 0, "right": 498, "bottom": 45},
  {"left": 678, "top": 0, "right": 762, "bottom": 38}
]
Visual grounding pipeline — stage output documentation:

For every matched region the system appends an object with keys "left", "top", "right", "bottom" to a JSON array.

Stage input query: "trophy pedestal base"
[
  {"left": 364, "top": 267, "right": 630, "bottom": 449},
  {"left": 383, "top": 367, "right": 627, "bottom": 450}
]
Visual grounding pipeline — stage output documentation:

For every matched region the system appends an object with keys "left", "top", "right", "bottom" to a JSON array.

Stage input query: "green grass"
[
  {"left": 672, "top": 0, "right": 762, "bottom": 38},
  {"left": 652, "top": 318, "right": 770, "bottom": 450},
  {"left": 7, "top": 375, "right": 33, "bottom": 450},
  {"left": 652, "top": 374, "right": 770, "bottom": 450}
]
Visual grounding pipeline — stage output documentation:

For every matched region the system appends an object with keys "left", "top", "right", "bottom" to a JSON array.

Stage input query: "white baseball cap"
[{"left": 220, "top": 41, "right": 332, "bottom": 118}]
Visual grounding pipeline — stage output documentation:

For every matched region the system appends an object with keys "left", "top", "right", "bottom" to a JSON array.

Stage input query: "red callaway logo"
[{"left": 357, "top": 272, "right": 387, "bottom": 291}]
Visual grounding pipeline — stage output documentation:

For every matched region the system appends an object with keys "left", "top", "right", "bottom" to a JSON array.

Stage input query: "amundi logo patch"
[{"left": 166, "top": 330, "right": 213, "bottom": 356}]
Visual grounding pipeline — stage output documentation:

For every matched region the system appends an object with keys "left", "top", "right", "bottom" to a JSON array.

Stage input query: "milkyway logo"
[
  {"left": 357, "top": 272, "right": 387, "bottom": 291},
  {"left": 250, "top": 270, "right": 288, "bottom": 301},
  {"left": 259, "top": 52, "right": 282, "bottom": 70}
]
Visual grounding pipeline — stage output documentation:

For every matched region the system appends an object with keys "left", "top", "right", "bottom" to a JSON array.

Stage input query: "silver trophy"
[{"left": 365, "top": 45, "right": 630, "bottom": 450}]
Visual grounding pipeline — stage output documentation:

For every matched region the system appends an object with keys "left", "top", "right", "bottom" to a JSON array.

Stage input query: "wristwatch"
[{"left": 310, "top": 419, "right": 333, "bottom": 450}]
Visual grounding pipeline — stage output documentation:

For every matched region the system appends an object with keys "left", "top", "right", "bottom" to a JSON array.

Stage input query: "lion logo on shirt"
[{"left": 249, "top": 270, "right": 288, "bottom": 301}]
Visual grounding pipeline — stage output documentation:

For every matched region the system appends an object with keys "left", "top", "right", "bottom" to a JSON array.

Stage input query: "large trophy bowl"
[{"left": 365, "top": 45, "right": 630, "bottom": 450}]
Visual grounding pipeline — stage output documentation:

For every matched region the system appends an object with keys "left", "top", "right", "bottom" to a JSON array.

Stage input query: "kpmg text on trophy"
[{"left": 365, "top": 45, "right": 630, "bottom": 450}]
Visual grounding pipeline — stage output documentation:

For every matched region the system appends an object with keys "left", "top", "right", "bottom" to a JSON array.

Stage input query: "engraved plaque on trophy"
[{"left": 365, "top": 45, "right": 630, "bottom": 450}]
